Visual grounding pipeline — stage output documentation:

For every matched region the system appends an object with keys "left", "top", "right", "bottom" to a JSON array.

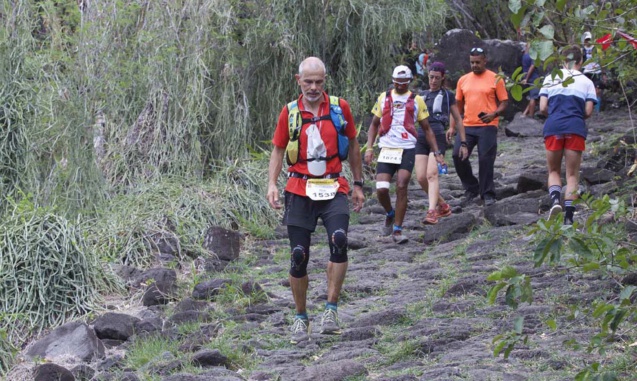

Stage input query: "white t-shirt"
[
  {"left": 582, "top": 46, "right": 601, "bottom": 74},
  {"left": 371, "top": 90, "right": 429, "bottom": 149}
]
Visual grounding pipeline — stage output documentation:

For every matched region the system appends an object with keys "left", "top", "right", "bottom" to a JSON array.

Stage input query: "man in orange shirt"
[
  {"left": 453, "top": 47, "right": 509, "bottom": 206},
  {"left": 267, "top": 57, "right": 365, "bottom": 344}
]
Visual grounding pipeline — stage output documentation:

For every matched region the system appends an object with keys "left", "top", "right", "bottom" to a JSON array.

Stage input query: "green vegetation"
[
  {"left": 488, "top": 195, "right": 637, "bottom": 379},
  {"left": 0, "top": 197, "right": 118, "bottom": 344},
  {"left": 0, "top": 2, "right": 449, "bottom": 370},
  {"left": 485, "top": 2, "right": 637, "bottom": 378}
]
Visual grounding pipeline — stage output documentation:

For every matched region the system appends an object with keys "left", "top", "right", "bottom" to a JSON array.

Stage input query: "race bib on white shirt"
[
  {"left": 306, "top": 179, "right": 339, "bottom": 201},
  {"left": 376, "top": 92, "right": 418, "bottom": 149},
  {"left": 378, "top": 147, "right": 403, "bottom": 164}
]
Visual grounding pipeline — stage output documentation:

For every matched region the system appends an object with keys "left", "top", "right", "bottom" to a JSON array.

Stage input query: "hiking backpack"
[{"left": 285, "top": 96, "right": 348, "bottom": 166}]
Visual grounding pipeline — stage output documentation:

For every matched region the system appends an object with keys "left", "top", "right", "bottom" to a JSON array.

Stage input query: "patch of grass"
[
  {"left": 377, "top": 336, "right": 421, "bottom": 365},
  {"left": 212, "top": 279, "right": 269, "bottom": 310},
  {"left": 124, "top": 335, "right": 181, "bottom": 370},
  {"left": 0, "top": 327, "right": 17, "bottom": 376},
  {"left": 92, "top": 173, "right": 280, "bottom": 268},
  {"left": 205, "top": 320, "right": 262, "bottom": 372}
]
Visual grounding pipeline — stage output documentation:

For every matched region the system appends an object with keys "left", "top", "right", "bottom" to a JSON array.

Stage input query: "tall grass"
[
  {"left": 0, "top": 197, "right": 118, "bottom": 348},
  {"left": 0, "top": 1, "right": 448, "bottom": 373},
  {"left": 1, "top": 0, "right": 448, "bottom": 216}
]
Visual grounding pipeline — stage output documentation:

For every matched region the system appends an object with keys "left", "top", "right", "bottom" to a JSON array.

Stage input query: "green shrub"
[{"left": 0, "top": 197, "right": 117, "bottom": 347}]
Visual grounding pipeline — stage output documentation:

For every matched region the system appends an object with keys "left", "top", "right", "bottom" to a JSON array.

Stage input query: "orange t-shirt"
[
  {"left": 272, "top": 92, "right": 357, "bottom": 197},
  {"left": 456, "top": 70, "right": 508, "bottom": 127}
]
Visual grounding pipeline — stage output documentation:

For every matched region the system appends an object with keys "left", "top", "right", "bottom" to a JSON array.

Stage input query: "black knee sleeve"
[
  {"left": 289, "top": 245, "right": 309, "bottom": 278},
  {"left": 329, "top": 228, "right": 348, "bottom": 263}
]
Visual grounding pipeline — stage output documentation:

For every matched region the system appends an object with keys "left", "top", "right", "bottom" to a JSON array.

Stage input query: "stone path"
[{"left": 10, "top": 110, "right": 635, "bottom": 381}]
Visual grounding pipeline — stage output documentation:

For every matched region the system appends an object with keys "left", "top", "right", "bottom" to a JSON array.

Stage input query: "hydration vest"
[
  {"left": 421, "top": 89, "right": 451, "bottom": 126},
  {"left": 379, "top": 90, "right": 418, "bottom": 138},
  {"left": 285, "top": 96, "right": 348, "bottom": 166}
]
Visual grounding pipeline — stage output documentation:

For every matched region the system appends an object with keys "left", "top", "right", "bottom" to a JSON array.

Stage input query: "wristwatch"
[
  {"left": 434, "top": 150, "right": 442, "bottom": 156},
  {"left": 460, "top": 141, "right": 468, "bottom": 147},
  {"left": 353, "top": 180, "right": 364, "bottom": 188}
]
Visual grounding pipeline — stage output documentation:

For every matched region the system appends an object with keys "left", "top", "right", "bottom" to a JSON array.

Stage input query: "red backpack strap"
[{"left": 379, "top": 90, "right": 393, "bottom": 136}]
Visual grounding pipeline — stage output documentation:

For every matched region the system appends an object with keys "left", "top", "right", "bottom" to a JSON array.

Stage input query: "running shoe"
[
  {"left": 320, "top": 309, "right": 342, "bottom": 335},
  {"left": 436, "top": 202, "right": 452, "bottom": 218},
  {"left": 422, "top": 209, "right": 438, "bottom": 225},
  {"left": 392, "top": 231, "right": 409, "bottom": 244},
  {"left": 548, "top": 201, "right": 562, "bottom": 220},
  {"left": 290, "top": 318, "right": 310, "bottom": 344}
]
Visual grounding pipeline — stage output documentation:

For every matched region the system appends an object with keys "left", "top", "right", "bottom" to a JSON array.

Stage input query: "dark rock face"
[
  {"left": 94, "top": 312, "right": 141, "bottom": 341},
  {"left": 70, "top": 364, "right": 96, "bottom": 381},
  {"left": 517, "top": 168, "right": 547, "bottom": 193},
  {"left": 34, "top": 363, "right": 74, "bottom": 381},
  {"left": 435, "top": 29, "right": 523, "bottom": 85},
  {"left": 505, "top": 113, "right": 544, "bottom": 137},
  {"left": 191, "top": 349, "right": 230, "bottom": 368},
  {"left": 580, "top": 166, "right": 616, "bottom": 184},
  {"left": 275, "top": 359, "right": 367, "bottom": 381},
  {"left": 433, "top": 29, "right": 525, "bottom": 119},
  {"left": 133, "top": 268, "right": 177, "bottom": 306},
  {"left": 25, "top": 322, "right": 105, "bottom": 362},
  {"left": 134, "top": 316, "right": 163, "bottom": 336},
  {"left": 203, "top": 226, "right": 243, "bottom": 261},
  {"left": 191, "top": 278, "right": 232, "bottom": 300}
]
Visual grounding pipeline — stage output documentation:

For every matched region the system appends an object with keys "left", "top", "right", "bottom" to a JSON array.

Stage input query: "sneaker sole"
[
  {"left": 422, "top": 219, "right": 438, "bottom": 225},
  {"left": 290, "top": 323, "right": 311, "bottom": 344},
  {"left": 437, "top": 210, "right": 452, "bottom": 218},
  {"left": 548, "top": 204, "right": 562, "bottom": 220},
  {"left": 320, "top": 328, "right": 342, "bottom": 335},
  {"left": 393, "top": 236, "right": 409, "bottom": 244}
]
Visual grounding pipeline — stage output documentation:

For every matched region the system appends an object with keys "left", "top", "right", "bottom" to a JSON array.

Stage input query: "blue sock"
[
  {"left": 595, "top": 98, "right": 601, "bottom": 113},
  {"left": 325, "top": 302, "right": 338, "bottom": 311},
  {"left": 295, "top": 312, "right": 308, "bottom": 321},
  {"left": 386, "top": 209, "right": 395, "bottom": 218},
  {"left": 393, "top": 224, "right": 402, "bottom": 232}
]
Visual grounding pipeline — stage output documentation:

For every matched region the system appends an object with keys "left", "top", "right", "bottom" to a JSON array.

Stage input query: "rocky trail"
[{"left": 8, "top": 110, "right": 636, "bottom": 381}]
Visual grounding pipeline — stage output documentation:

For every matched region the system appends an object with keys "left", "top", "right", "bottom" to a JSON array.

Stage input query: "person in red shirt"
[
  {"left": 267, "top": 57, "right": 365, "bottom": 345},
  {"left": 453, "top": 47, "right": 509, "bottom": 206}
]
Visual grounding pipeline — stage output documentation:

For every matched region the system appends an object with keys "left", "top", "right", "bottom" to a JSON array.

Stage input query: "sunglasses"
[
  {"left": 470, "top": 47, "right": 485, "bottom": 55},
  {"left": 392, "top": 79, "right": 411, "bottom": 85}
]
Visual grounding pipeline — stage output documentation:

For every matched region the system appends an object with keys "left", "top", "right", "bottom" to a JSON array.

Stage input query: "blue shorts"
[{"left": 526, "top": 86, "right": 540, "bottom": 100}]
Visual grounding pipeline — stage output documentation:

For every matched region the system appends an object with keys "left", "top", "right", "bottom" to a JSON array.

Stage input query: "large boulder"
[
  {"left": 505, "top": 113, "right": 544, "bottom": 137},
  {"left": 433, "top": 29, "right": 525, "bottom": 119},
  {"left": 203, "top": 226, "right": 243, "bottom": 262},
  {"left": 34, "top": 363, "right": 74, "bottom": 381},
  {"left": 133, "top": 268, "right": 177, "bottom": 306},
  {"left": 435, "top": 29, "right": 523, "bottom": 85},
  {"left": 25, "top": 321, "right": 105, "bottom": 362},
  {"left": 93, "top": 312, "right": 141, "bottom": 341}
]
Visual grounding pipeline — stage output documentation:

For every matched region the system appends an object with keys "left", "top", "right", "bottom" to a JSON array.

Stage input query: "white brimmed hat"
[{"left": 392, "top": 65, "right": 413, "bottom": 79}]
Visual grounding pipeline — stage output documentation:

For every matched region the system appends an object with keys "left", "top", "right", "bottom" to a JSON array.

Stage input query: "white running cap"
[{"left": 392, "top": 65, "right": 413, "bottom": 79}]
